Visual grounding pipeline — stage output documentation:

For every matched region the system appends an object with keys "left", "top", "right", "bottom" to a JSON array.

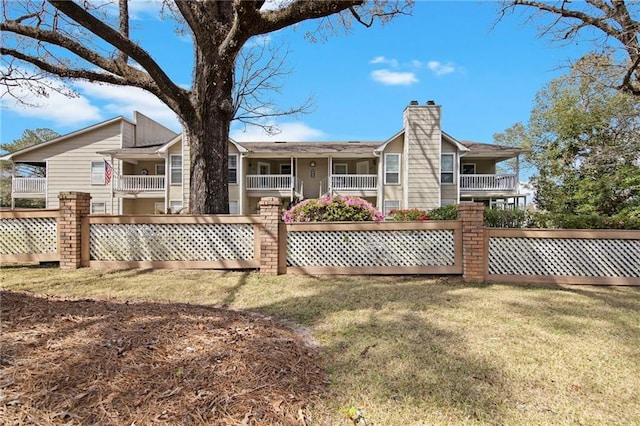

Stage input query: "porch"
[
  {"left": 114, "top": 175, "right": 165, "bottom": 194},
  {"left": 11, "top": 177, "right": 47, "bottom": 197},
  {"left": 245, "top": 174, "right": 304, "bottom": 199},
  {"left": 459, "top": 174, "right": 518, "bottom": 193}
]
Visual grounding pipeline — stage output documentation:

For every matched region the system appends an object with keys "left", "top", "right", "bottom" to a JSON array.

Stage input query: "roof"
[
  {"left": 98, "top": 134, "right": 182, "bottom": 158},
  {"left": 1, "top": 116, "right": 133, "bottom": 161},
  {"left": 236, "top": 141, "right": 383, "bottom": 156},
  {"left": 461, "top": 141, "right": 529, "bottom": 160}
]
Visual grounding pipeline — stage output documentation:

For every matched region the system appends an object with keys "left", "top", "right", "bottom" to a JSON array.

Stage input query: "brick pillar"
[
  {"left": 259, "top": 197, "right": 282, "bottom": 275},
  {"left": 458, "top": 202, "right": 486, "bottom": 283},
  {"left": 58, "top": 192, "right": 91, "bottom": 269}
]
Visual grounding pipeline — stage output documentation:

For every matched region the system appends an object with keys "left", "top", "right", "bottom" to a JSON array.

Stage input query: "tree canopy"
[
  {"left": 501, "top": 0, "right": 640, "bottom": 96},
  {"left": 495, "top": 53, "right": 640, "bottom": 218},
  {"left": 1, "top": 0, "right": 411, "bottom": 213}
]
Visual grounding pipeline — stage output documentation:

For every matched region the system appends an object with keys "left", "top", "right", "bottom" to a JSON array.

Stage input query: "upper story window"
[
  {"left": 384, "top": 153, "right": 400, "bottom": 184},
  {"left": 91, "top": 161, "right": 106, "bottom": 185},
  {"left": 228, "top": 154, "right": 238, "bottom": 184},
  {"left": 441, "top": 154, "right": 455, "bottom": 184},
  {"left": 170, "top": 155, "right": 182, "bottom": 185}
]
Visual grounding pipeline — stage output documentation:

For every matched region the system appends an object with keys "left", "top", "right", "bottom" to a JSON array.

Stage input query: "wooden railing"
[
  {"left": 331, "top": 174, "right": 378, "bottom": 190},
  {"left": 12, "top": 177, "right": 46, "bottom": 193},
  {"left": 460, "top": 174, "right": 517, "bottom": 191},
  {"left": 115, "top": 175, "right": 165, "bottom": 192},
  {"left": 246, "top": 174, "right": 292, "bottom": 191}
]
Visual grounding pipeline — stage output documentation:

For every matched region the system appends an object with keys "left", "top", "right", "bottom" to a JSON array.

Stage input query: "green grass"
[{"left": 2, "top": 265, "right": 640, "bottom": 425}]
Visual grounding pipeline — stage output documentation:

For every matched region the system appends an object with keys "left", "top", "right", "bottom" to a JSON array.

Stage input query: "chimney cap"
[
  {"left": 409, "top": 100, "right": 419, "bottom": 105},
  {"left": 426, "top": 100, "right": 436, "bottom": 105}
]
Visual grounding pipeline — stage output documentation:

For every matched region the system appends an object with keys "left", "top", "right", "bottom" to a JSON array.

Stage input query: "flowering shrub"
[
  {"left": 386, "top": 208, "right": 429, "bottom": 221},
  {"left": 282, "top": 196, "right": 384, "bottom": 223}
]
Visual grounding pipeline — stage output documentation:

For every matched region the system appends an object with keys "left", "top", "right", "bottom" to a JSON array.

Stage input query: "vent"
[
  {"left": 409, "top": 100, "right": 419, "bottom": 105},
  {"left": 274, "top": 141, "right": 286, "bottom": 144},
  {"left": 348, "top": 140, "right": 360, "bottom": 143},
  {"left": 426, "top": 100, "right": 436, "bottom": 105}
]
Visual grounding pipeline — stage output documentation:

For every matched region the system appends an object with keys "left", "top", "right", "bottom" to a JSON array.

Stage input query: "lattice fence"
[
  {"left": 90, "top": 223, "right": 255, "bottom": 261},
  {"left": 489, "top": 236, "right": 640, "bottom": 278},
  {"left": 287, "top": 229, "right": 455, "bottom": 268},
  {"left": 0, "top": 217, "right": 57, "bottom": 256}
]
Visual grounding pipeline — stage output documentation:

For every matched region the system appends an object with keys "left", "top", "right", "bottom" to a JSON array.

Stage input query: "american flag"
[{"left": 104, "top": 160, "right": 112, "bottom": 184}]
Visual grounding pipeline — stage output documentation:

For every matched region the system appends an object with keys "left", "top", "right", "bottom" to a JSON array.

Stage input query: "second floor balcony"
[
  {"left": 460, "top": 174, "right": 518, "bottom": 192},
  {"left": 12, "top": 177, "right": 47, "bottom": 194},
  {"left": 115, "top": 175, "right": 165, "bottom": 192}
]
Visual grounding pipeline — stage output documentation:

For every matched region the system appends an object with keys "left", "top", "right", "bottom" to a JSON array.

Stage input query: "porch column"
[
  {"left": 258, "top": 197, "right": 282, "bottom": 275},
  {"left": 458, "top": 202, "right": 486, "bottom": 283},
  {"left": 58, "top": 191, "right": 91, "bottom": 269},
  {"left": 10, "top": 162, "right": 15, "bottom": 210}
]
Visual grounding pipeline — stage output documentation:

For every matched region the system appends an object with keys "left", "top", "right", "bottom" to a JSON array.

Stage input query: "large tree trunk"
[{"left": 186, "top": 46, "right": 236, "bottom": 214}]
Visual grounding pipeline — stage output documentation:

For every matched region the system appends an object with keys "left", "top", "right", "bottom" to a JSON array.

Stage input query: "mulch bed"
[{"left": 0, "top": 290, "right": 327, "bottom": 425}]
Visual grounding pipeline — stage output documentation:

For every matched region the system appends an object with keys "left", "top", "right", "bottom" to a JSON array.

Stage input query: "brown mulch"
[{"left": 0, "top": 290, "right": 327, "bottom": 425}]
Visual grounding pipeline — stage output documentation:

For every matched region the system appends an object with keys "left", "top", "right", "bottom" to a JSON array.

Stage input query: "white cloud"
[
  {"left": 427, "top": 61, "right": 456, "bottom": 76},
  {"left": 74, "top": 81, "right": 181, "bottom": 131},
  {"left": 369, "top": 56, "right": 399, "bottom": 68},
  {"left": 230, "top": 122, "right": 325, "bottom": 142},
  {"left": 370, "top": 69, "right": 418, "bottom": 86},
  {"left": 0, "top": 81, "right": 102, "bottom": 127}
]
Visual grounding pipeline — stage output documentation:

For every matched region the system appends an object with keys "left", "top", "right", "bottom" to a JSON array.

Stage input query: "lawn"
[{"left": 1, "top": 266, "right": 639, "bottom": 425}]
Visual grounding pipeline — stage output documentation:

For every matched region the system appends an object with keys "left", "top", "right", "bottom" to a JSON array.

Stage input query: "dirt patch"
[{"left": 0, "top": 290, "right": 327, "bottom": 425}]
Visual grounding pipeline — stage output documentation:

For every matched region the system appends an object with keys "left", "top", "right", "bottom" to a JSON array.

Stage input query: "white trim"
[
  {"left": 90, "top": 160, "right": 106, "bottom": 185},
  {"left": 441, "top": 153, "right": 455, "bottom": 185},
  {"left": 333, "top": 163, "right": 348, "bottom": 175},
  {"left": 384, "top": 153, "right": 401, "bottom": 185},
  {"left": 257, "top": 161, "right": 270, "bottom": 175},
  {"left": 228, "top": 154, "right": 239, "bottom": 184},
  {"left": 170, "top": 154, "right": 182, "bottom": 185}
]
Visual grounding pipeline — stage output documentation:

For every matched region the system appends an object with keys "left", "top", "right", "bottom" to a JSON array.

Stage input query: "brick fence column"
[
  {"left": 259, "top": 197, "right": 282, "bottom": 275},
  {"left": 458, "top": 202, "right": 486, "bottom": 283},
  {"left": 58, "top": 192, "right": 91, "bottom": 269}
]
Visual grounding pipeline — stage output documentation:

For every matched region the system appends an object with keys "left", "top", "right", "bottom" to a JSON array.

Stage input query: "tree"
[
  {"left": 495, "top": 53, "right": 640, "bottom": 217},
  {"left": 1, "top": 128, "right": 59, "bottom": 207},
  {"left": 500, "top": 0, "right": 640, "bottom": 96},
  {"left": 1, "top": 0, "right": 411, "bottom": 213}
]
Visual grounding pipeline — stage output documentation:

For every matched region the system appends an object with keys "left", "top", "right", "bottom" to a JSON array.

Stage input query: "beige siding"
[
  {"left": 381, "top": 134, "right": 404, "bottom": 207},
  {"left": 181, "top": 135, "right": 190, "bottom": 212},
  {"left": 440, "top": 139, "right": 458, "bottom": 205},
  {"left": 131, "top": 112, "right": 178, "bottom": 147},
  {"left": 13, "top": 121, "right": 123, "bottom": 211},
  {"left": 121, "top": 198, "right": 163, "bottom": 214},
  {"left": 229, "top": 144, "right": 241, "bottom": 205},
  {"left": 168, "top": 142, "right": 184, "bottom": 208},
  {"left": 298, "top": 158, "right": 328, "bottom": 199},
  {"left": 403, "top": 105, "right": 441, "bottom": 210},
  {"left": 462, "top": 159, "right": 496, "bottom": 174},
  {"left": 121, "top": 121, "right": 135, "bottom": 148}
]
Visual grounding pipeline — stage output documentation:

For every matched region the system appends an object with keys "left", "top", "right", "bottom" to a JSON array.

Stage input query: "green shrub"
[
  {"left": 527, "top": 211, "right": 640, "bottom": 230},
  {"left": 282, "top": 196, "right": 383, "bottom": 223},
  {"left": 386, "top": 208, "right": 429, "bottom": 221},
  {"left": 427, "top": 204, "right": 458, "bottom": 220},
  {"left": 484, "top": 208, "right": 528, "bottom": 228}
]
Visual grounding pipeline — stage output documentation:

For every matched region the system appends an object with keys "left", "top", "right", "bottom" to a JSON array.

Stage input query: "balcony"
[
  {"left": 320, "top": 174, "right": 378, "bottom": 196},
  {"left": 246, "top": 175, "right": 303, "bottom": 197},
  {"left": 115, "top": 175, "right": 165, "bottom": 192},
  {"left": 460, "top": 174, "right": 518, "bottom": 192},
  {"left": 12, "top": 177, "right": 46, "bottom": 194}
]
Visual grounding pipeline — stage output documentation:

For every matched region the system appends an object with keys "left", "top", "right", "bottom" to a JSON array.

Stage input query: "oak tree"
[{"left": 1, "top": 0, "right": 411, "bottom": 213}]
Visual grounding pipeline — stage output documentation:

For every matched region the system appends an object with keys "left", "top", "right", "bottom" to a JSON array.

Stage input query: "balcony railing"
[
  {"left": 246, "top": 174, "right": 292, "bottom": 191},
  {"left": 331, "top": 174, "right": 377, "bottom": 190},
  {"left": 12, "top": 177, "right": 46, "bottom": 193},
  {"left": 115, "top": 175, "right": 165, "bottom": 192},
  {"left": 460, "top": 174, "right": 517, "bottom": 192}
]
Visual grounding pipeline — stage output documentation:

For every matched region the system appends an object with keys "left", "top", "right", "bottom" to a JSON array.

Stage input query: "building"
[{"left": 2, "top": 101, "right": 528, "bottom": 215}]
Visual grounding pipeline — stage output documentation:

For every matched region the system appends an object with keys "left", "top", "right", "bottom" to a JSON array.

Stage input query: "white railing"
[
  {"left": 246, "top": 174, "right": 292, "bottom": 191},
  {"left": 294, "top": 177, "right": 304, "bottom": 197},
  {"left": 116, "top": 175, "right": 165, "bottom": 192},
  {"left": 331, "top": 174, "right": 378, "bottom": 190},
  {"left": 12, "top": 177, "right": 46, "bottom": 193},
  {"left": 460, "top": 174, "right": 517, "bottom": 191},
  {"left": 319, "top": 178, "right": 329, "bottom": 197}
]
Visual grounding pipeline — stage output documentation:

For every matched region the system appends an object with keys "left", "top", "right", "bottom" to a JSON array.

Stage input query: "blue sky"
[{"left": 1, "top": 0, "right": 590, "bottom": 168}]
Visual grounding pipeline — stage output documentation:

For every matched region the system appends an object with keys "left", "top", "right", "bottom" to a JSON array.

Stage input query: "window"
[
  {"left": 228, "top": 154, "right": 238, "bottom": 184},
  {"left": 462, "top": 163, "right": 476, "bottom": 175},
  {"left": 170, "top": 201, "right": 183, "bottom": 214},
  {"left": 91, "top": 202, "right": 106, "bottom": 214},
  {"left": 170, "top": 155, "right": 182, "bottom": 184},
  {"left": 383, "top": 200, "right": 400, "bottom": 216},
  {"left": 155, "top": 163, "right": 165, "bottom": 175},
  {"left": 384, "top": 153, "right": 400, "bottom": 184},
  {"left": 91, "top": 161, "right": 106, "bottom": 185},
  {"left": 333, "top": 163, "right": 348, "bottom": 174},
  {"left": 229, "top": 200, "right": 239, "bottom": 214},
  {"left": 441, "top": 154, "right": 455, "bottom": 184},
  {"left": 280, "top": 163, "right": 292, "bottom": 175},
  {"left": 441, "top": 199, "right": 456, "bottom": 206}
]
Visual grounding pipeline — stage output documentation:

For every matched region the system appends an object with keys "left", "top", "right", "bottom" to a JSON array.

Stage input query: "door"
[{"left": 356, "top": 161, "right": 369, "bottom": 175}]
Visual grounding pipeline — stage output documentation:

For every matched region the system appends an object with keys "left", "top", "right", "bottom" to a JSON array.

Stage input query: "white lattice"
[
  {"left": 489, "top": 237, "right": 640, "bottom": 277},
  {"left": 90, "top": 223, "right": 254, "bottom": 261},
  {"left": 0, "top": 217, "right": 57, "bottom": 255},
  {"left": 287, "top": 230, "right": 455, "bottom": 267}
]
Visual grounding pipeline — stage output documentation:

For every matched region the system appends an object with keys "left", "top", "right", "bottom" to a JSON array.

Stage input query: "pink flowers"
[{"left": 282, "top": 196, "right": 384, "bottom": 223}]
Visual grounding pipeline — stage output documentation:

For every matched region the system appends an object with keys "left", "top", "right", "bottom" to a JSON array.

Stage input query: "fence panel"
[
  {"left": 0, "top": 210, "right": 59, "bottom": 263},
  {"left": 487, "top": 229, "right": 640, "bottom": 285},
  {"left": 286, "top": 221, "right": 462, "bottom": 275},
  {"left": 86, "top": 215, "right": 260, "bottom": 269}
]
